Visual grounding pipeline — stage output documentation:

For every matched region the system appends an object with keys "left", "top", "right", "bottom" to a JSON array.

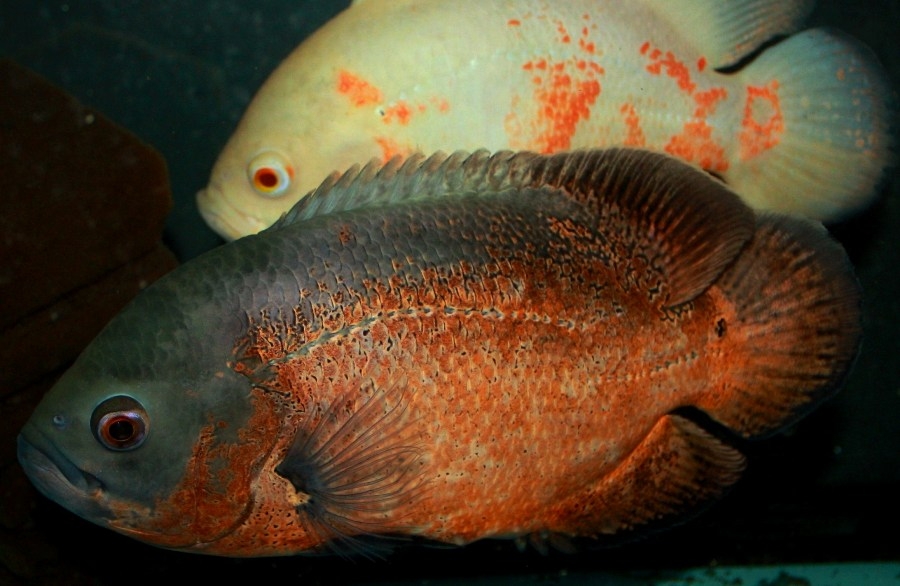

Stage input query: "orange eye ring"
[
  {"left": 91, "top": 396, "right": 149, "bottom": 451},
  {"left": 247, "top": 151, "right": 294, "bottom": 197}
]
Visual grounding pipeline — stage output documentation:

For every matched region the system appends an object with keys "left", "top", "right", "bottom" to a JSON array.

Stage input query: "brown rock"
[{"left": 0, "top": 59, "right": 178, "bottom": 583}]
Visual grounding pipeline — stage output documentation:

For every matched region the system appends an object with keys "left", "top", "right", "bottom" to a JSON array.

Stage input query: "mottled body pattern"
[{"left": 20, "top": 149, "right": 860, "bottom": 557}]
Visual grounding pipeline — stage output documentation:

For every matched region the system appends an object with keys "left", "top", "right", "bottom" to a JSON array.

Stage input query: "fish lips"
[
  {"left": 17, "top": 430, "right": 110, "bottom": 523},
  {"left": 196, "top": 185, "right": 269, "bottom": 241}
]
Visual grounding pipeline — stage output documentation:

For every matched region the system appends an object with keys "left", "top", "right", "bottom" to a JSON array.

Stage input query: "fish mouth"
[
  {"left": 196, "top": 186, "right": 269, "bottom": 241},
  {"left": 17, "top": 431, "right": 110, "bottom": 523}
]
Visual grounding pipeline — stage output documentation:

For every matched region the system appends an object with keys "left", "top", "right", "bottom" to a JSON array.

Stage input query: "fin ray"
[
  {"left": 642, "top": 0, "right": 815, "bottom": 68},
  {"left": 698, "top": 214, "right": 862, "bottom": 438},
  {"left": 728, "top": 29, "right": 895, "bottom": 221},
  {"left": 525, "top": 149, "right": 756, "bottom": 306},
  {"left": 275, "top": 379, "right": 426, "bottom": 557},
  {"left": 272, "top": 148, "right": 756, "bottom": 308}
]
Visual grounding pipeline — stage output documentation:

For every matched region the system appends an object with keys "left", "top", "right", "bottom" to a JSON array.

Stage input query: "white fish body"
[{"left": 198, "top": 0, "right": 893, "bottom": 239}]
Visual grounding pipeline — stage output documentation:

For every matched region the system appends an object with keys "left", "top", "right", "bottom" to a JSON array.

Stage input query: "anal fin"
[{"left": 549, "top": 414, "right": 746, "bottom": 539}]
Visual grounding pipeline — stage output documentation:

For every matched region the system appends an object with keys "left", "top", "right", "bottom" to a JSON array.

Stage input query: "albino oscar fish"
[
  {"left": 197, "top": 0, "right": 893, "bottom": 240},
  {"left": 20, "top": 148, "right": 860, "bottom": 556}
]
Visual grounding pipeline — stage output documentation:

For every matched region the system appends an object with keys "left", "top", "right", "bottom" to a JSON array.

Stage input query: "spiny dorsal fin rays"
[
  {"left": 269, "top": 150, "right": 526, "bottom": 228},
  {"left": 270, "top": 148, "right": 756, "bottom": 307},
  {"left": 526, "top": 149, "right": 756, "bottom": 306}
]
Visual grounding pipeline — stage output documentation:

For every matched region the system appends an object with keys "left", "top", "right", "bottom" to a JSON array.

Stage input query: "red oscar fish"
[
  {"left": 197, "top": 0, "right": 893, "bottom": 240},
  {"left": 20, "top": 148, "right": 860, "bottom": 556}
]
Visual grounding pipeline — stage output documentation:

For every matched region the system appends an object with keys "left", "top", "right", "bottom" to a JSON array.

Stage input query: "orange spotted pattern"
[
  {"left": 739, "top": 81, "right": 784, "bottom": 160},
  {"left": 619, "top": 103, "right": 646, "bottom": 148},
  {"left": 639, "top": 42, "right": 730, "bottom": 172},
  {"left": 337, "top": 70, "right": 382, "bottom": 107},
  {"left": 337, "top": 13, "right": 785, "bottom": 174},
  {"left": 505, "top": 13, "right": 605, "bottom": 153},
  {"left": 336, "top": 70, "right": 452, "bottom": 163}
]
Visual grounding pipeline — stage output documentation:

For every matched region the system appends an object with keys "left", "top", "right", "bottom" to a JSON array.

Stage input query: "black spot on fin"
[
  {"left": 275, "top": 379, "right": 426, "bottom": 558},
  {"left": 525, "top": 148, "right": 757, "bottom": 306},
  {"left": 695, "top": 214, "right": 862, "bottom": 439}
]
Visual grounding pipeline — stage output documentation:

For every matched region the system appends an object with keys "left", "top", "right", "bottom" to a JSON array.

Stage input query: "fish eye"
[
  {"left": 91, "top": 396, "right": 149, "bottom": 451},
  {"left": 247, "top": 150, "right": 294, "bottom": 197}
]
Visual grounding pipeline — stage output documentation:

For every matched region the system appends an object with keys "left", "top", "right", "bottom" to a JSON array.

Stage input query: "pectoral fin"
[{"left": 275, "top": 381, "right": 426, "bottom": 557}]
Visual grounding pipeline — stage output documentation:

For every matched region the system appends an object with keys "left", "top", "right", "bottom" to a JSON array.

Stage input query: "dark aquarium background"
[{"left": 1, "top": 1, "right": 898, "bottom": 585}]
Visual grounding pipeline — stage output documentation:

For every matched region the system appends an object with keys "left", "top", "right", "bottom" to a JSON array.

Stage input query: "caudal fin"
[
  {"left": 698, "top": 215, "right": 861, "bottom": 439},
  {"left": 728, "top": 28, "right": 895, "bottom": 222}
]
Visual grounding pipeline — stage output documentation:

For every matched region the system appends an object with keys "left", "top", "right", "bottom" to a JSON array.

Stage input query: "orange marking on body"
[
  {"left": 378, "top": 95, "right": 451, "bottom": 126},
  {"left": 579, "top": 38, "right": 596, "bottom": 55},
  {"left": 337, "top": 70, "right": 383, "bottom": 107},
  {"left": 619, "top": 103, "right": 646, "bottom": 147},
  {"left": 514, "top": 58, "right": 603, "bottom": 152},
  {"left": 430, "top": 96, "right": 451, "bottom": 113},
  {"left": 508, "top": 18, "right": 521, "bottom": 26},
  {"left": 638, "top": 43, "right": 730, "bottom": 171},
  {"left": 645, "top": 49, "right": 695, "bottom": 93},
  {"left": 693, "top": 87, "right": 728, "bottom": 118},
  {"left": 555, "top": 20, "right": 571, "bottom": 44},
  {"left": 665, "top": 120, "right": 728, "bottom": 172},
  {"left": 375, "top": 136, "right": 413, "bottom": 162},
  {"left": 505, "top": 13, "right": 606, "bottom": 152},
  {"left": 382, "top": 101, "right": 414, "bottom": 125},
  {"left": 739, "top": 81, "right": 784, "bottom": 160}
]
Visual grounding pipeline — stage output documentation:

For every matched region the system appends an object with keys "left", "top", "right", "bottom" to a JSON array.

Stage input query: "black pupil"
[
  {"left": 109, "top": 418, "right": 135, "bottom": 442},
  {"left": 91, "top": 396, "right": 148, "bottom": 451}
]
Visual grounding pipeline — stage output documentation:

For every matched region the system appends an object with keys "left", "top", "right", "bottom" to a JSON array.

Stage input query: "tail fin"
[
  {"left": 727, "top": 28, "right": 895, "bottom": 222},
  {"left": 698, "top": 215, "right": 861, "bottom": 439}
]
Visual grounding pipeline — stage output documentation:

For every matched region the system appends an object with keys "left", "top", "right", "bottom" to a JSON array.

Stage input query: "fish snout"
[
  {"left": 196, "top": 186, "right": 270, "bottom": 241},
  {"left": 17, "top": 431, "right": 109, "bottom": 521}
]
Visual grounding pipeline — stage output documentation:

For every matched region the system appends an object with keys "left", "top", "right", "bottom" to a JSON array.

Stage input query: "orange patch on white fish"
[
  {"left": 505, "top": 12, "right": 604, "bottom": 153},
  {"left": 739, "top": 81, "right": 784, "bottom": 160},
  {"left": 619, "top": 103, "right": 646, "bottom": 148},
  {"left": 375, "top": 136, "right": 414, "bottom": 163},
  {"left": 337, "top": 69, "right": 450, "bottom": 128},
  {"left": 197, "top": 1, "right": 893, "bottom": 240},
  {"left": 640, "top": 41, "right": 730, "bottom": 172},
  {"left": 337, "top": 70, "right": 382, "bottom": 107}
]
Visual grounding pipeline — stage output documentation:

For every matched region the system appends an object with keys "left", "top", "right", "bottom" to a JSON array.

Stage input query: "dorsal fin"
[
  {"left": 267, "top": 150, "right": 530, "bottom": 229},
  {"left": 524, "top": 149, "right": 756, "bottom": 305},
  {"left": 269, "top": 148, "right": 755, "bottom": 306},
  {"left": 640, "top": 0, "right": 815, "bottom": 68}
]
